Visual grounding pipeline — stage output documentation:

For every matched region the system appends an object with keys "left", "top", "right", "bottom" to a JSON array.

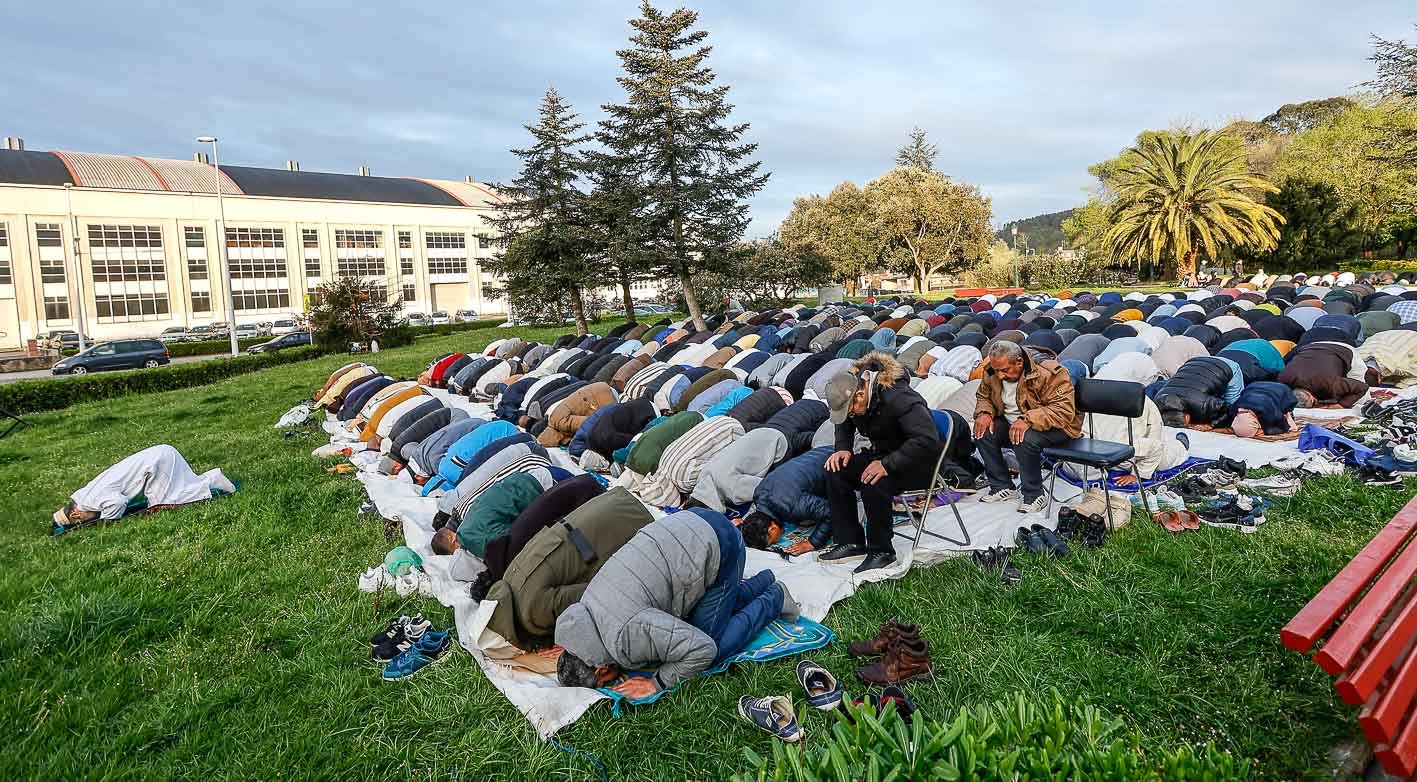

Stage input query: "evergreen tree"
[
  {"left": 599, "top": 1, "right": 769, "bottom": 330},
  {"left": 896, "top": 126, "right": 939, "bottom": 172},
  {"left": 483, "top": 87, "right": 595, "bottom": 335},
  {"left": 584, "top": 149, "right": 652, "bottom": 322}
]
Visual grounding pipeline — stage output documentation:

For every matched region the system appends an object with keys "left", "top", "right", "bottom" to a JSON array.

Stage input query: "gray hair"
[{"left": 987, "top": 341, "right": 1023, "bottom": 361}]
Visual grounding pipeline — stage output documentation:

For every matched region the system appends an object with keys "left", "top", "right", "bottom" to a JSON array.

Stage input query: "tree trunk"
[
  {"left": 845, "top": 277, "right": 858, "bottom": 297},
  {"left": 618, "top": 265, "right": 636, "bottom": 323},
  {"left": 677, "top": 262, "right": 705, "bottom": 331},
  {"left": 569, "top": 285, "right": 589, "bottom": 337},
  {"left": 1175, "top": 249, "right": 1199, "bottom": 281}
]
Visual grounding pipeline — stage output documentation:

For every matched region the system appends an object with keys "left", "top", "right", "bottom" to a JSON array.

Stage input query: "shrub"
[
  {"left": 166, "top": 337, "right": 269, "bottom": 358},
  {"left": 414, "top": 318, "right": 508, "bottom": 338},
  {"left": 0, "top": 346, "right": 325, "bottom": 415},
  {"left": 307, "top": 277, "right": 405, "bottom": 351},
  {"left": 730, "top": 691, "right": 1249, "bottom": 782}
]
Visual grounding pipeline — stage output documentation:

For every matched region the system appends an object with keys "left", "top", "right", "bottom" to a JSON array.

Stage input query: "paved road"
[{"left": 0, "top": 352, "right": 227, "bottom": 384}]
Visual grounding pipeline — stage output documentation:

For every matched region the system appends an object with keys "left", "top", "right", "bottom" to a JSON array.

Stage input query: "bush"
[
  {"left": 413, "top": 318, "right": 508, "bottom": 338},
  {"left": 730, "top": 691, "right": 1249, "bottom": 782},
  {"left": 1338, "top": 259, "right": 1417, "bottom": 274},
  {"left": 0, "top": 346, "right": 325, "bottom": 415},
  {"left": 167, "top": 337, "right": 269, "bottom": 358}
]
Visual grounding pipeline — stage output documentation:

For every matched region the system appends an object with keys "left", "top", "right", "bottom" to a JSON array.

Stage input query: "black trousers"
[
  {"left": 826, "top": 451, "right": 933, "bottom": 554},
  {"left": 974, "top": 417, "right": 1071, "bottom": 501}
]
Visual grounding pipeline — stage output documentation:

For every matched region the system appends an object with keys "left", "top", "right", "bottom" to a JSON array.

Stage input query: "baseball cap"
[{"left": 824, "top": 372, "right": 859, "bottom": 425}]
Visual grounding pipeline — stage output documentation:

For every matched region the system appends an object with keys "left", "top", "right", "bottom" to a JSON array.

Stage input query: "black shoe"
[
  {"left": 1217, "top": 456, "right": 1247, "bottom": 478},
  {"left": 1014, "top": 526, "right": 1046, "bottom": 555},
  {"left": 819, "top": 543, "right": 867, "bottom": 563},
  {"left": 854, "top": 551, "right": 897, "bottom": 574},
  {"left": 1031, "top": 524, "right": 1069, "bottom": 558},
  {"left": 370, "top": 615, "right": 410, "bottom": 646},
  {"left": 1080, "top": 517, "right": 1107, "bottom": 548},
  {"left": 1056, "top": 507, "right": 1083, "bottom": 540},
  {"left": 1357, "top": 466, "right": 1402, "bottom": 487},
  {"left": 1000, "top": 552, "right": 1022, "bottom": 586}
]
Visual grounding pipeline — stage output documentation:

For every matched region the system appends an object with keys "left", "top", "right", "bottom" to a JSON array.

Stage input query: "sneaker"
[
  {"left": 874, "top": 685, "right": 917, "bottom": 725},
  {"left": 1016, "top": 494, "right": 1048, "bottom": 514},
  {"left": 358, "top": 566, "right": 392, "bottom": 593},
  {"left": 1217, "top": 456, "right": 1248, "bottom": 478},
  {"left": 818, "top": 543, "right": 867, "bottom": 563},
  {"left": 381, "top": 646, "right": 439, "bottom": 681},
  {"left": 980, "top": 487, "right": 1018, "bottom": 504},
  {"left": 795, "top": 660, "right": 844, "bottom": 711},
  {"left": 414, "top": 629, "right": 452, "bottom": 659},
  {"left": 370, "top": 614, "right": 410, "bottom": 646},
  {"left": 737, "top": 695, "right": 804, "bottom": 743},
  {"left": 1240, "top": 475, "right": 1299, "bottom": 497}
]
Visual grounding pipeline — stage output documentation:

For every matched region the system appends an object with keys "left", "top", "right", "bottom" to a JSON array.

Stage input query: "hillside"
[{"left": 997, "top": 208, "right": 1074, "bottom": 252}]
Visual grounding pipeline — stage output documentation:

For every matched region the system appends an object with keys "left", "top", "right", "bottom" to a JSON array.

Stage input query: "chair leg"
[
  {"left": 1102, "top": 480, "right": 1115, "bottom": 532},
  {"left": 1131, "top": 460, "right": 1152, "bottom": 516},
  {"left": 1046, "top": 463, "right": 1060, "bottom": 517}
]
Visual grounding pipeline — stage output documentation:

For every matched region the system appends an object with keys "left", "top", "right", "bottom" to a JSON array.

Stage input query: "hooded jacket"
[
  {"left": 486, "top": 487, "right": 654, "bottom": 652},
  {"left": 975, "top": 348, "right": 1083, "bottom": 439},
  {"left": 454, "top": 472, "right": 545, "bottom": 555},
  {"left": 753, "top": 445, "right": 833, "bottom": 537},
  {"left": 554, "top": 511, "right": 723, "bottom": 688},
  {"left": 482, "top": 473, "right": 607, "bottom": 583},
  {"left": 764, "top": 399, "right": 831, "bottom": 456},
  {"left": 835, "top": 352, "right": 945, "bottom": 482},
  {"left": 1277, "top": 342, "right": 1369, "bottom": 406},
  {"left": 1154, "top": 356, "right": 1234, "bottom": 426},
  {"left": 625, "top": 411, "right": 703, "bottom": 476}
]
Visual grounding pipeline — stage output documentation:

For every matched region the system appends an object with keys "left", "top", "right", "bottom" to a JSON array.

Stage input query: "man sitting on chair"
[
  {"left": 972, "top": 341, "right": 1083, "bottom": 514},
  {"left": 819, "top": 352, "right": 944, "bottom": 574}
]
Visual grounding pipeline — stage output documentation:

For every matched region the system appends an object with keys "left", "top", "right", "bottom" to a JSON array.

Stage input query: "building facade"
[{"left": 0, "top": 146, "right": 512, "bottom": 351}]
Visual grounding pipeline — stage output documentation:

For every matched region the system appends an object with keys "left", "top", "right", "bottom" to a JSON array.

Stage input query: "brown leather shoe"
[
  {"left": 847, "top": 620, "right": 919, "bottom": 658},
  {"left": 856, "top": 637, "right": 933, "bottom": 685}
]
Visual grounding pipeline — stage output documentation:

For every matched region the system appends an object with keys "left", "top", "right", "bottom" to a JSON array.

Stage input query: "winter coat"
[
  {"left": 409, "top": 417, "right": 484, "bottom": 478},
  {"left": 727, "top": 387, "right": 788, "bottom": 430},
  {"left": 527, "top": 380, "right": 588, "bottom": 423},
  {"left": 585, "top": 398, "right": 658, "bottom": 460},
  {"left": 837, "top": 352, "right": 945, "bottom": 485},
  {"left": 976, "top": 349, "right": 1083, "bottom": 439},
  {"left": 1154, "top": 356, "right": 1234, "bottom": 426},
  {"left": 782, "top": 352, "right": 836, "bottom": 400},
  {"left": 494, "top": 376, "right": 541, "bottom": 423},
  {"left": 337, "top": 375, "right": 394, "bottom": 421},
  {"left": 1224, "top": 381, "right": 1297, "bottom": 435},
  {"left": 554, "top": 511, "right": 725, "bottom": 688},
  {"left": 430, "top": 353, "right": 469, "bottom": 387},
  {"left": 765, "top": 399, "right": 831, "bottom": 456},
  {"left": 540, "top": 382, "right": 618, "bottom": 448},
  {"left": 320, "top": 365, "right": 374, "bottom": 409},
  {"left": 687, "top": 379, "right": 746, "bottom": 416},
  {"left": 486, "top": 487, "right": 653, "bottom": 652},
  {"left": 390, "top": 407, "right": 462, "bottom": 467},
  {"left": 804, "top": 358, "right": 854, "bottom": 401},
  {"left": 1278, "top": 342, "right": 1369, "bottom": 406},
  {"left": 689, "top": 427, "right": 790, "bottom": 512},
  {"left": 625, "top": 411, "right": 703, "bottom": 476},
  {"left": 610, "top": 354, "right": 654, "bottom": 392},
  {"left": 747, "top": 353, "right": 796, "bottom": 389},
  {"left": 439, "top": 438, "right": 553, "bottom": 523},
  {"left": 753, "top": 446, "right": 832, "bottom": 533},
  {"left": 424, "top": 419, "right": 520, "bottom": 495},
  {"left": 360, "top": 386, "right": 429, "bottom": 443},
  {"left": 675, "top": 369, "right": 739, "bottom": 413},
  {"left": 315, "top": 362, "right": 368, "bottom": 404},
  {"left": 454, "top": 472, "right": 545, "bottom": 555},
  {"left": 639, "top": 416, "right": 746, "bottom": 507},
  {"left": 379, "top": 397, "right": 444, "bottom": 453}
]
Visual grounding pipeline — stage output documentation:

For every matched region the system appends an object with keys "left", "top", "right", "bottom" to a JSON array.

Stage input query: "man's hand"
[
  {"left": 783, "top": 540, "right": 816, "bottom": 556},
  {"left": 534, "top": 646, "right": 564, "bottom": 660},
  {"left": 611, "top": 676, "right": 659, "bottom": 700},
  {"left": 1114, "top": 474, "right": 1138, "bottom": 487},
  {"left": 860, "top": 460, "right": 888, "bottom": 485},
  {"left": 973, "top": 413, "right": 994, "bottom": 440},
  {"left": 825, "top": 450, "right": 852, "bottom": 472},
  {"left": 1009, "top": 418, "right": 1031, "bottom": 445}
]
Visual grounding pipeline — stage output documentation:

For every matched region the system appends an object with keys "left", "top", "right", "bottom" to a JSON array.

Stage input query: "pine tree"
[
  {"left": 584, "top": 149, "right": 652, "bottom": 322},
  {"left": 896, "top": 126, "right": 939, "bottom": 172},
  {"left": 599, "top": 1, "right": 769, "bottom": 330},
  {"left": 483, "top": 87, "right": 595, "bottom": 335}
]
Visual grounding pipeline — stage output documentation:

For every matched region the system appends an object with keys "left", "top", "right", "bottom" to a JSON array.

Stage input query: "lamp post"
[
  {"left": 1010, "top": 225, "right": 1020, "bottom": 288},
  {"left": 62, "top": 183, "right": 88, "bottom": 351},
  {"left": 196, "top": 136, "right": 240, "bottom": 357}
]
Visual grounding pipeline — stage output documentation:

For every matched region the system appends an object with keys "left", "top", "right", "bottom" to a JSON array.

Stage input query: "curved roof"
[{"left": 0, "top": 149, "right": 495, "bottom": 207}]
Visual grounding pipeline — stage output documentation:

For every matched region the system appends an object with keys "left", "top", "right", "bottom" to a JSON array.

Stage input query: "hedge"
[
  {"left": 413, "top": 318, "right": 507, "bottom": 338},
  {"left": 167, "top": 337, "right": 270, "bottom": 357},
  {"left": 0, "top": 345, "right": 326, "bottom": 416}
]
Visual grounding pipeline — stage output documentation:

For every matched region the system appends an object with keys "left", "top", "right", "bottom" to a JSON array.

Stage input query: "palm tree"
[{"left": 1104, "top": 130, "right": 1283, "bottom": 280}]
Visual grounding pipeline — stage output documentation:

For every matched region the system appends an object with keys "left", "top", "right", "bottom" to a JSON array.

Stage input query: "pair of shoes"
[
  {"left": 382, "top": 630, "right": 453, "bottom": 681},
  {"left": 1240, "top": 475, "right": 1300, "bottom": 497},
  {"left": 358, "top": 565, "right": 392, "bottom": 593},
  {"left": 1016, "top": 525, "right": 1068, "bottom": 557},
  {"left": 737, "top": 695, "right": 805, "bottom": 742},
  {"left": 818, "top": 544, "right": 896, "bottom": 574},
  {"left": 849, "top": 620, "right": 934, "bottom": 684},
  {"left": 1016, "top": 494, "right": 1049, "bottom": 514},
  {"left": 1195, "top": 498, "right": 1262, "bottom": 533},
  {"left": 1356, "top": 465, "right": 1402, "bottom": 487},
  {"left": 972, "top": 547, "right": 1022, "bottom": 584},
  {"left": 1172, "top": 476, "right": 1216, "bottom": 502},
  {"left": 1147, "top": 487, "right": 1186, "bottom": 510},
  {"left": 1216, "top": 456, "right": 1248, "bottom": 478},
  {"left": 394, "top": 570, "right": 431, "bottom": 598},
  {"left": 1056, "top": 507, "right": 1106, "bottom": 548},
  {"left": 370, "top": 614, "right": 431, "bottom": 661},
  {"left": 842, "top": 685, "right": 919, "bottom": 726},
  {"left": 979, "top": 487, "right": 1018, "bottom": 504}
]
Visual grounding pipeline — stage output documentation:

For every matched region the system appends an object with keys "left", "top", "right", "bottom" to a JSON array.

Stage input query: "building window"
[
  {"left": 306, "top": 256, "right": 321, "bottom": 276},
  {"left": 87, "top": 225, "right": 166, "bottom": 282},
  {"left": 36, "top": 223, "right": 62, "bottom": 247},
  {"left": 426, "top": 231, "right": 467, "bottom": 276},
  {"left": 428, "top": 257, "right": 468, "bottom": 275},
  {"left": 96, "top": 292, "right": 170, "bottom": 320},
  {"left": 0, "top": 223, "right": 10, "bottom": 286},
  {"left": 302, "top": 229, "right": 319, "bottom": 249},
  {"left": 44, "top": 296, "right": 69, "bottom": 320},
  {"left": 306, "top": 286, "right": 323, "bottom": 307},
  {"left": 400, "top": 258, "right": 415, "bottom": 276},
  {"left": 477, "top": 235, "right": 492, "bottom": 249},
  {"left": 37, "top": 223, "right": 67, "bottom": 283},
  {"left": 335, "top": 229, "right": 386, "bottom": 277},
  {"left": 232, "top": 289, "right": 291, "bottom": 311},
  {"left": 398, "top": 230, "right": 413, "bottom": 249},
  {"left": 368, "top": 283, "right": 388, "bottom": 304},
  {"left": 191, "top": 291, "right": 211, "bottom": 313},
  {"left": 185, "top": 226, "right": 208, "bottom": 280},
  {"left": 402, "top": 283, "right": 416, "bottom": 302}
]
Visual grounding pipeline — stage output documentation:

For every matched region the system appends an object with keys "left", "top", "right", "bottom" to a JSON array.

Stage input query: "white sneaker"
[
  {"left": 394, "top": 572, "right": 420, "bottom": 597},
  {"left": 1241, "top": 475, "right": 1299, "bottom": 497},
  {"left": 358, "top": 566, "right": 391, "bottom": 593},
  {"left": 980, "top": 487, "right": 1018, "bottom": 504},
  {"left": 1017, "top": 495, "right": 1048, "bottom": 514}
]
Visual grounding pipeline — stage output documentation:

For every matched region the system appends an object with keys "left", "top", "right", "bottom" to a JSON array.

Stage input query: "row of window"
[
  {"left": 232, "top": 288, "right": 291, "bottom": 311},
  {"left": 227, "top": 227, "right": 285, "bottom": 249},
  {"left": 96, "top": 292, "right": 170, "bottom": 321},
  {"left": 0, "top": 223, "right": 10, "bottom": 286},
  {"left": 428, "top": 258, "right": 468, "bottom": 275},
  {"left": 89, "top": 224, "right": 163, "bottom": 249}
]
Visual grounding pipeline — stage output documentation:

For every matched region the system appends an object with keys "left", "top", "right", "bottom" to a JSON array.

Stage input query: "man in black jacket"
[{"left": 820, "top": 352, "right": 943, "bottom": 573}]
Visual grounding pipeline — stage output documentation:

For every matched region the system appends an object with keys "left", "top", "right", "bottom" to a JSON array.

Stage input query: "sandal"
[
  {"left": 1152, "top": 510, "right": 1186, "bottom": 533},
  {"left": 1176, "top": 510, "right": 1201, "bottom": 531}
]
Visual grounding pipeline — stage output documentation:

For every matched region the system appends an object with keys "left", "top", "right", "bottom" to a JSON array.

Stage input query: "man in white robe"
[{"left": 54, "top": 445, "right": 235, "bottom": 528}]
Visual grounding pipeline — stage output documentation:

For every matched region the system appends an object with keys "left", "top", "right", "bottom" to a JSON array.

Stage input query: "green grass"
[{"left": 1, "top": 318, "right": 1411, "bottom": 780}]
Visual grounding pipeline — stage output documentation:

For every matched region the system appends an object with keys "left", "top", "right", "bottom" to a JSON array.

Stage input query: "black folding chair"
[
  {"left": 1042, "top": 378, "right": 1153, "bottom": 530},
  {"left": 893, "top": 410, "right": 971, "bottom": 547}
]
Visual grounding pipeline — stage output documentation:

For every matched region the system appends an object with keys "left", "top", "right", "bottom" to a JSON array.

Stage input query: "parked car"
[
  {"left": 247, "top": 331, "right": 311, "bottom": 354},
  {"left": 255, "top": 322, "right": 273, "bottom": 337},
  {"left": 186, "top": 325, "right": 216, "bottom": 341},
  {"left": 430, "top": 310, "right": 451, "bottom": 325},
  {"left": 52, "top": 339, "right": 170, "bottom": 375},
  {"left": 454, "top": 309, "right": 478, "bottom": 323},
  {"left": 45, "top": 330, "right": 84, "bottom": 350},
  {"left": 158, "top": 326, "right": 191, "bottom": 344},
  {"left": 269, "top": 318, "right": 300, "bottom": 336},
  {"left": 234, "top": 324, "right": 259, "bottom": 339},
  {"left": 406, "top": 312, "right": 428, "bottom": 327}
]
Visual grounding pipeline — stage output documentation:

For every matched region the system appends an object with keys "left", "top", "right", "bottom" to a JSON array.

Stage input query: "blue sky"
[{"left": 3, "top": 1, "right": 1412, "bottom": 233}]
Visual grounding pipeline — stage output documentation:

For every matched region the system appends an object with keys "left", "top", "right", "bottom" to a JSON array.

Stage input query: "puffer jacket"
[
  {"left": 689, "top": 427, "right": 790, "bottom": 512},
  {"left": 765, "top": 399, "right": 831, "bottom": 456},
  {"left": 839, "top": 352, "right": 946, "bottom": 483},
  {"left": 975, "top": 349, "right": 1083, "bottom": 439},
  {"left": 540, "top": 382, "right": 618, "bottom": 448},
  {"left": 453, "top": 472, "right": 545, "bottom": 555},
  {"left": 753, "top": 446, "right": 833, "bottom": 541},
  {"left": 448, "top": 357, "right": 490, "bottom": 395},
  {"left": 389, "top": 407, "right": 461, "bottom": 467},
  {"left": 625, "top": 411, "right": 703, "bottom": 476},
  {"left": 424, "top": 419, "right": 521, "bottom": 496},
  {"left": 1154, "top": 356, "right": 1234, "bottom": 426},
  {"left": 486, "top": 486, "right": 653, "bottom": 652},
  {"left": 1224, "top": 380, "right": 1297, "bottom": 435},
  {"left": 611, "top": 354, "right": 654, "bottom": 392},
  {"left": 409, "top": 417, "right": 484, "bottom": 478},
  {"left": 585, "top": 398, "right": 657, "bottom": 460},
  {"left": 494, "top": 376, "right": 541, "bottom": 423},
  {"left": 554, "top": 511, "right": 725, "bottom": 688},
  {"left": 727, "top": 387, "right": 788, "bottom": 430}
]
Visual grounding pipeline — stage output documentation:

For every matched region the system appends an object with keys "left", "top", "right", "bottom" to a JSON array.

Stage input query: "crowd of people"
[{"left": 308, "top": 267, "right": 1417, "bottom": 697}]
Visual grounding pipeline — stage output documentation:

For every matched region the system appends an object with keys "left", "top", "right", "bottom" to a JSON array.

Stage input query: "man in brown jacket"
[
  {"left": 538, "top": 382, "right": 619, "bottom": 448},
  {"left": 973, "top": 341, "right": 1082, "bottom": 513}
]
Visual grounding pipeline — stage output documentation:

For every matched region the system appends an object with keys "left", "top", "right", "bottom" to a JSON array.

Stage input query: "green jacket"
[
  {"left": 484, "top": 486, "right": 654, "bottom": 652},
  {"left": 456, "top": 472, "right": 544, "bottom": 557},
  {"left": 626, "top": 411, "right": 702, "bottom": 475}
]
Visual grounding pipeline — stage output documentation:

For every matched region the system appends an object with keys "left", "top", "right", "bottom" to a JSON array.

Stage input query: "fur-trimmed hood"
[{"left": 851, "top": 351, "right": 906, "bottom": 388}]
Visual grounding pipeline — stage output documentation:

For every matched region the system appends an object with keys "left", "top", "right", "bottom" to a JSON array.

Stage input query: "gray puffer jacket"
[{"left": 554, "top": 511, "right": 721, "bottom": 689}]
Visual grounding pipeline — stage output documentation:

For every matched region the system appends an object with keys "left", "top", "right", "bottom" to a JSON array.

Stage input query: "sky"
[{"left": 2, "top": 1, "right": 1413, "bottom": 234}]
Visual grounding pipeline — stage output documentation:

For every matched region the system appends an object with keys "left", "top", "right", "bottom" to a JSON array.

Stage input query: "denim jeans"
[
  {"left": 687, "top": 509, "right": 784, "bottom": 666},
  {"left": 974, "top": 417, "right": 1071, "bottom": 501}
]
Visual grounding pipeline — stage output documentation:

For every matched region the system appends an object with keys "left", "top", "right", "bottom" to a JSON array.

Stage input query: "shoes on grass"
[
  {"left": 1240, "top": 475, "right": 1299, "bottom": 497},
  {"left": 382, "top": 630, "right": 452, "bottom": 681},
  {"left": 1216, "top": 456, "right": 1248, "bottom": 478},
  {"left": 848, "top": 620, "right": 919, "bottom": 658},
  {"left": 371, "top": 614, "right": 430, "bottom": 661},
  {"left": 856, "top": 636, "right": 933, "bottom": 685},
  {"left": 737, "top": 695, "right": 804, "bottom": 743},
  {"left": 795, "top": 660, "right": 843, "bottom": 711},
  {"left": 358, "top": 566, "right": 393, "bottom": 593},
  {"left": 972, "top": 547, "right": 1022, "bottom": 585}
]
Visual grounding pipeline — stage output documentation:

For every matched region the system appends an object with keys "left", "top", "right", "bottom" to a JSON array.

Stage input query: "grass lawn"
[{"left": 2, "top": 317, "right": 1412, "bottom": 780}]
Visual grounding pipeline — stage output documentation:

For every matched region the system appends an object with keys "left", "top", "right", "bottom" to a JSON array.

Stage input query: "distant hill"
[{"left": 997, "top": 209, "right": 1074, "bottom": 253}]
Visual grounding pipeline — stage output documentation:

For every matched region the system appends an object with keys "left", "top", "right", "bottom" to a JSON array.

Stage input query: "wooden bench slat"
[
  {"left": 1360, "top": 637, "right": 1417, "bottom": 746},
  {"left": 1314, "top": 539, "right": 1417, "bottom": 676},
  {"left": 1337, "top": 587, "right": 1417, "bottom": 705},
  {"left": 1281, "top": 493, "right": 1417, "bottom": 653}
]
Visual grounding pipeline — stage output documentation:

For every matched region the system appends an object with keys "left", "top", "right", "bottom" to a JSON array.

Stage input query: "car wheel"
[
  {"left": 144, "top": 359, "right": 160, "bottom": 368},
  {"left": 71, "top": 366, "right": 88, "bottom": 375}
]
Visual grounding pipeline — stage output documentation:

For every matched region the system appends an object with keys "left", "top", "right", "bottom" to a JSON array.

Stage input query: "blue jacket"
[
  {"left": 495, "top": 376, "right": 540, "bottom": 422},
  {"left": 1226, "top": 380, "right": 1297, "bottom": 435},
  {"left": 703, "top": 385, "right": 754, "bottom": 418},
  {"left": 754, "top": 446, "right": 833, "bottom": 546},
  {"left": 568, "top": 405, "right": 611, "bottom": 459},
  {"left": 424, "top": 419, "right": 520, "bottom": 495}
]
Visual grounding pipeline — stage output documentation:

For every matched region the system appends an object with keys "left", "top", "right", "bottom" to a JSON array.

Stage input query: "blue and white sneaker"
[
  {"left": 795, "top": 660, "right": 843, "bottom": 711},
  {"left": 382, "top": 631, "right": 453, "bottom": 681},
  {"left": 737, "top": 695, "right": 804, "bottom": 743}
]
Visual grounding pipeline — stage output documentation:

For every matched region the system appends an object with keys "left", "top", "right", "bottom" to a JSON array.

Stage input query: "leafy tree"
[
  {"left": 1367, "top": 30, "right": 1417, "bottom": 198},
  {"left": 599, "top": 1, "right": 769, "bottom": 331},
  {"left": 777, "top": 182, "right": 879, "bottom": 295},
  {"left": 998, "top": 209, "right": 1072, "bottom": 252},
  {"left": 308, "top": 276, "right": 409, "bottom": 351},
  {"left": 483, "top": 87, "right": 595, "bottom": 335},
  {"left": 584, "top": 149, "right": 653, "bottom": 321},
  {"left": 490, "top": 232, "right": 577, "bottom": 326},
  {"left": 664, "top": 233, "right": 831, "bottom": 311},
  {"left": 895, "top": 126, "right": 940, "bottom": 172},
  {"left": 1061, "top": 198, "right": 1111, "bottom": 253},
  {"left": 865, "top": 167, "right": 993, "bottom": 293},
  {"left": 1239, "top": 179, "right": 1362, "bottom": 269},
  {"left": 1262, "top": 97, "right": 1358, "bottom": 135},
  {"left": 1104, "top": 130, "right": 1282, "bottom": 279}
]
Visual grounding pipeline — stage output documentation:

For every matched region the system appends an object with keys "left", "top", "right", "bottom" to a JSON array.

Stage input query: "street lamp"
[
  {"left": 62, "top": 183, "right": 88, "bottom": 351},
  {"left": 196, "top": 135, "right": 240, "bottom": 357},
  {"left": 1010, "top": 225, "right": 1020, "bottom": 288}
]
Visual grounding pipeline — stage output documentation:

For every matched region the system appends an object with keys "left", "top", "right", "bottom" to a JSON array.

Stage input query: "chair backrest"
[
  {"left": 1075, "top": 378, "right": 1145, "bottom": 418},
  {"left": 930, "top": 409, "right": 954, "bottom": 443}
]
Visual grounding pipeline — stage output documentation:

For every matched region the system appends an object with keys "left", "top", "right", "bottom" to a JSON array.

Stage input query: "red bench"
[{"left": 1281, "top": 491, "right": 1417, "bottom": 777}]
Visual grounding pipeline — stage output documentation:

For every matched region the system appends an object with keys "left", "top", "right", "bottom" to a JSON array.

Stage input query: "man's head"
[
  {"left": 1231, "top": 409, "right": 1262, "bottom": 438},
  {"left": 1293, "top": 388, "right": 1317, "bottom": 409},
  {"left": 1158, "top": 396, "right": 1191, "bottom": 429},
  {"left": 739, "top": 511, "right": 783, "bottom": 550},
  {"left": 52, "top": 501, "right": 97, "bottom": 527},
  {"left": 431, "top": 528, "right": 460, "bottom": 556},
  {"left": 824, "top": 372, "right": 869, "bottom": 425},
  {"left": 987, "top": 341, "right": 1025, "bottom": 382},
  {"left": 556, "top": 650, "right": 620, "bottom": 689}
]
